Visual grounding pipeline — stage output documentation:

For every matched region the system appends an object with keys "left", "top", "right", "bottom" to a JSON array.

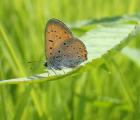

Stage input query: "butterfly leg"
[
  {"left": 47, "top": 69, "right": 51, "bottom": 77},
  {"left": 50, "top": 67, "right": 57, "bottom": 75},
  {"left": 62, "top": 69, "right": 65, "bottom": 74}
]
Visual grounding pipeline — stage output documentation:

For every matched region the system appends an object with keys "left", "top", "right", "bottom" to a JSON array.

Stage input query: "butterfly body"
[{"left": 45, "top": 18, "right": 87, "bottom": 70}]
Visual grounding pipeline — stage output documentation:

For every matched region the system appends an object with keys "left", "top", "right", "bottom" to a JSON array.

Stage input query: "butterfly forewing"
[{"left": 45, "top": 19, "right": 73, "bottom": 59}]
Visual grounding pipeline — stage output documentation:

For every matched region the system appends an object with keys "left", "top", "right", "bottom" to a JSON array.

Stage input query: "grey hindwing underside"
[{"left": 47, "top": 38, "right": 86, "bottom": 70}]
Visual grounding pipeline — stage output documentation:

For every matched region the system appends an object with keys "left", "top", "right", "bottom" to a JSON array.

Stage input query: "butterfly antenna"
[{"left": 27, "top": 60, "right": 44, "bottom": 64}]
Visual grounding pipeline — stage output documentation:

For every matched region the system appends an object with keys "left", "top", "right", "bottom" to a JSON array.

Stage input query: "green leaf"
[
  {"left": 122, "top": 47, "right": 140, "bottom": 67},
  {"left": 0, "top": 17, "right": 139, "bottom": 85}
]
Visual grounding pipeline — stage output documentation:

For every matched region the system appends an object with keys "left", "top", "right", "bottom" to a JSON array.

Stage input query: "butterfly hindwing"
[{"left": 49, "top": 38, "right": 87, "bottom": 69}]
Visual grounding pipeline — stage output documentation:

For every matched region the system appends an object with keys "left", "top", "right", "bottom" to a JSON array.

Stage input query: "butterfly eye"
[
  {"left": 58, "top": 50, "right": 61, "bottom": 53},
  {"left": 64, "top": 42, "right": 66, "bottom": 45},
  {"left": 44, "top": 62, "right": 48, "bottom": 67}
]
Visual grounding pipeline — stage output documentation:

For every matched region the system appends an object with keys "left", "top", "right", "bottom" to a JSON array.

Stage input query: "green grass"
[{"left": 0, "top": 0, "right": 140, "bottom": 120}]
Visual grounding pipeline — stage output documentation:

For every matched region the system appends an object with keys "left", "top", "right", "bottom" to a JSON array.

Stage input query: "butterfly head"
[{"left": 44, "top": 62, "right": 48, "bottom": 67}]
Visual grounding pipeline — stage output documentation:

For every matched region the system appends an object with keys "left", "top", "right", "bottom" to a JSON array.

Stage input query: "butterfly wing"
[
  {"left": 49, "top": 38, "right": 87, "bottom": 69},
  {"left": 61, "top": 38, "right": 87, "bottom": 67},
  {"left": 45, "top": 18, "right": 73, "bottom": 60}
]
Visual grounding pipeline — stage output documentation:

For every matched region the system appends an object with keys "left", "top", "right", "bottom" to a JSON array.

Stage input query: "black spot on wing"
[{"left": 49, "top": 40, "right": 53, "bottom": 42}]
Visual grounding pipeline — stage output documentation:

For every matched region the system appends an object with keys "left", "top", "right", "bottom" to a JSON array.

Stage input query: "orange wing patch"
[
  {"left": 45, "top": 19, "right": 73, "bottom": 59},
  {"left": 63, "top": 38, "right": 87, "bottom": 61}
]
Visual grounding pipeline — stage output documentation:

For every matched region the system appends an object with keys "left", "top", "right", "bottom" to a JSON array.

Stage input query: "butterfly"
[{"left": 44, "top": 18, "right": 87, "bottom": 70}]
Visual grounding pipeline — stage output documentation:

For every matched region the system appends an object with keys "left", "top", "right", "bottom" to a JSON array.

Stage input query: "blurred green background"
[{"left": 0, "top": 0, "right": 140, "bottom": 120}]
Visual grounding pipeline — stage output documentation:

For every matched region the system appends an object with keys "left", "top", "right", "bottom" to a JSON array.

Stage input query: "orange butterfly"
[{"left": 44, "top": 18, "right": 87, "bottom": 70}]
